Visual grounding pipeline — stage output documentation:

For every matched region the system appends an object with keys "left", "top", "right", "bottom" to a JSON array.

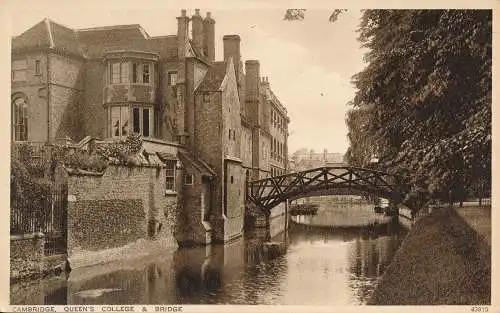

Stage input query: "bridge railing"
[{"left": 247, "top": 166, "right": 410, "bottom": 211}]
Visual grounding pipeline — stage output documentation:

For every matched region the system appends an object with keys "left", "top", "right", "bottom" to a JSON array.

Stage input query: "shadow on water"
[{"left": 11, "top": 212, "right": 407, "bottom": 305}]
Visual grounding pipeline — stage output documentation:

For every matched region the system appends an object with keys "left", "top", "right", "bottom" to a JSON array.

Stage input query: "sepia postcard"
[{"left": 1, "top": 0, "right": 497, "bottom": 312}]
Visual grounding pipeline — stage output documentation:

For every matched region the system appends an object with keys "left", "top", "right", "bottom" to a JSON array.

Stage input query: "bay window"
[
  {"left": 110, "top": 105, "right": 153, "bottom": 138},
  {"left": 132, "top": 106, "right": 153, "bottom": 137},
  {"left": 120, "top": 62, "right": 129, "bottom": 83},
  {"left": 111, "top": 106, "right": 129, "bottom": 137},
  {"left": 142, "top": 63, "right": 150, "bottom": 84}
]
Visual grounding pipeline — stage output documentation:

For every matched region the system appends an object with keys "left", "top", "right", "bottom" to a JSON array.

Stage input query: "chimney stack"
[
  {"left": 245, "top": 60, "right": 260, "bottom": 123},
  {"left": 203, "top": 12, "right": 215, "bottom": 62},
  {"left": 191, "top": 9, "right": 204, "bottom": 57},
  {"left": 223, "top": 35, "right": 241, "bottom": 76},
  {"left": 177, "top": 9, "right": 190, "bottom": 59}
]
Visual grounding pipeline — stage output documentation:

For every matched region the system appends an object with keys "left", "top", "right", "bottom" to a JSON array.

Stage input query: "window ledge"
[{"left": 165, "top": 190, "right": 177, "bottom": 196}]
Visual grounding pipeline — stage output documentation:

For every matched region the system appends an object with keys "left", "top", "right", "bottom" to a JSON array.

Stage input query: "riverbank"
[{"left": 369, "top": 206, "right": 490, "bottom": 305}]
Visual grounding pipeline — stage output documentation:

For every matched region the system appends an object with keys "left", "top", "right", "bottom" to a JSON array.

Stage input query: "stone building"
[{"left": 11, "top": 9, "right": 290, "bottom": 246}]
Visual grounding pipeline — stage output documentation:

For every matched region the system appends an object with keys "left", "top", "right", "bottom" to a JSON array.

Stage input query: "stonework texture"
[
  {"left": 66, "top": 165, "right": 177, "bottom": 262},
  {"left": 10, "top": 235, "right": 45, "bottom": 281}
]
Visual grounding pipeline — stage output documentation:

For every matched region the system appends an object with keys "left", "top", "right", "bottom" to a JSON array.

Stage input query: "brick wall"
[
  {"left": 241, "top": 125, "right": 253, "bottom": 168},
  {"left": 82, "top": 60, "right": 107, "bottom": 138},
  {"left": 195, "top": 92, "right": 223, "bottom": 214},
  {"left": 48, "top": 53, "right": 84, "bottom": 141},
  {"left": 221, "top": 59, "right": 241, "bottom": 159},
  {"left": 158, "top": 60, "right": 181, "bottom": 141},
  {"left": 66, "top": 164, "right": 177, "bottom": 258},
  {"left": 11, "top": 52, "right": 49, "bottom": 142},
  {"left": 50, "top": 85, "right": 84, "bottom": 140}
]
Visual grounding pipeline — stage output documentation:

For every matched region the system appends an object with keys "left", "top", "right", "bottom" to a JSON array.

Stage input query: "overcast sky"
[{"left": 7, "top": 2, "right": 368, "bottom": 155}]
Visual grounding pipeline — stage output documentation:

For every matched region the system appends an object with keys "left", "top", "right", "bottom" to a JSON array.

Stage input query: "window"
[
  {"left": 110, "top": 62, "right": 121, "bottom": 84},
  {"left": 229, "top": 129, "right": 231, "bottom": 139},
  {"left": 120, "top": 62, "right": 129, "bottom": 83},
  {"left": 131, "top": 106, "right": 153, "bottom": 137},
  {"left": 143, "top": 63, "right": 150, "bottom": 84},
  {"left": 110, "top": 61, "right": 132, "bottom": 84},
  {"left": 12, "top": 60, "right": 27, "bottom": 82},
  {"left": 184, "top": 174, "right": 193, "bottom": 185},
  {"left": 168, "top": 72, "right": 178, "bottom": 86},
  {"left": 143, "top": 108, "right": 150, "bottom": 137},
  {"left": 230, "top": 176, "right": 234, "bottom": 184},
  {"left": 35, "top": 60, "right": 41, "bottom": 75},
  {"left": 13, "top": 97, "right": 28, "bottom": 141},
  {"left": 165, "top": 161, "right": 176, "bottom": 192},
  {"left": 132, "top": 63, "right": 138, "bottom": 83},
  {"left": 111, "top": 106, "right": 129, "bottom": 137},
  {"left": 133, "top": 108, "right": 140, "bottom": 133}
]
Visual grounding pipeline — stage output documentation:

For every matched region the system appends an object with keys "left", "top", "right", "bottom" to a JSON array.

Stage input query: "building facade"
[{"left": 11, "top": 9, "right": 290, "bottom": 245}]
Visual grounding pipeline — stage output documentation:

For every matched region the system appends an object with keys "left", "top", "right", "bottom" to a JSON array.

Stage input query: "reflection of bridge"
[{"left": 247, "top": 166, "right": 411, "bottom": 212}]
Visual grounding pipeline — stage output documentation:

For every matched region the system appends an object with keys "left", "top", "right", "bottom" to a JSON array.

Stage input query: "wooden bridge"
[{"left": 246, "top": 166, "right": 412, "bottom": 212}]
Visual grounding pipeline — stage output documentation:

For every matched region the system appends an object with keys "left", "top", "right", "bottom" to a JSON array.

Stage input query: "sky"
[{"left": 6, "top": 2, "right": 368, "bottom": 155}]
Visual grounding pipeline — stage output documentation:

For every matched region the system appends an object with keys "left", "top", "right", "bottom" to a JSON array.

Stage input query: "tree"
[{"left": 347, "top": 10, "right": 491, "bottom": 204}]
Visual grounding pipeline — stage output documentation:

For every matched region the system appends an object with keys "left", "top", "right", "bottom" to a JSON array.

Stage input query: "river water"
[{"left": 11, "top": 204, "right": 407, "bottom": 305}]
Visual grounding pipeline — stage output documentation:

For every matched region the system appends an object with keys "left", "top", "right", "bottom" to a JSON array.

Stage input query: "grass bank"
[{"left": 369, "top": 207, "right": 490, "bottom": 305}]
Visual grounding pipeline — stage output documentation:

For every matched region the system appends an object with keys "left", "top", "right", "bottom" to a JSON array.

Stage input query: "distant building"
[
  {"left": 289, "top": 148, "right": 344, "bottom": 171},
  {"left": 11, "top": 9, "right": 290, "bottom": 245}
]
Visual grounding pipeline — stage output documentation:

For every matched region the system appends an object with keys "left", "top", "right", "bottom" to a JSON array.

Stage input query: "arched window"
[{"left": 12, "top": 96, "right": 28, "bottom": 141}]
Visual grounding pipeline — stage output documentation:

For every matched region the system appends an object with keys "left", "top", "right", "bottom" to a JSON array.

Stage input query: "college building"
[{"left": 11, "top": 9, "right": 290, "bottom": 245}]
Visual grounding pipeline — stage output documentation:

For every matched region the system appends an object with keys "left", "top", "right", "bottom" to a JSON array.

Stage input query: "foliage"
[
  {"left": 283, "top": 9, "right": 347, "bottom": 22},
  {"left": 284, "top": 9, "right": 306, "bottom": 21},
  {"left": 347, "top": 10, "right": 491, "bottom": 202},
  {"left": 10, "top": 146, "right": 54, "bottom": 224},
  {"left": 329, "top": 9, "right": 348, "bottom": 22},
  {"left": 52, "top": 133, "right": 145, "bottom": 171}
]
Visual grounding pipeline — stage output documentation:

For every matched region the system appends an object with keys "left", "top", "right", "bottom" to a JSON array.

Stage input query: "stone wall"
[
  {"left": 224, "top": 160, "right": 244, "bottom": 241},
  {"left": 66, "top": 164, "right": 177, "bottom": 268},
  {"left": 174, "top": 162, "right": 212, "bottom": 246}
]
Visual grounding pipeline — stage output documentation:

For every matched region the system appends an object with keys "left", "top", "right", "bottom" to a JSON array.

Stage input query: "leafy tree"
[{"left": 347, "top": 10, "right": 491, "bottom": 206}]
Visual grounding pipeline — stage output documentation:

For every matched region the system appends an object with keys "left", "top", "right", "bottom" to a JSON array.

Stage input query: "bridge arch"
[{"left": 246, "top": 166, "right": 411, "bottom": 212}]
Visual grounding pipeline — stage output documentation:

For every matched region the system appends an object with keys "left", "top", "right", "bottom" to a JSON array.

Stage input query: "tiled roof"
[
  {"left": 178, "top": 150, "right": 215, "bottom": 177},
  {"left": 12, "top": 20, "right": 52, "bottom": 51},
  {"left": 196, "top": 61, "right": 227, "bottom": 92},
  {"left": 49, "top": 20, "right": 85, "bottom": 56},
  {"left": 12, "top": 18, "right": 178, "bottom": 59}
]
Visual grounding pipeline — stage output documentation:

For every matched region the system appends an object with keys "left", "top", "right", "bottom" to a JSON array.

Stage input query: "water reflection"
[{"left": 11, "top": 207, "right": 406, "bottom": 305}]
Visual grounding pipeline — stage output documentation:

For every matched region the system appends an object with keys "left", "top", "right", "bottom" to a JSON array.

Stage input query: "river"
[{"left": 11, "top": 203, "right": 408, "bottom": 305}]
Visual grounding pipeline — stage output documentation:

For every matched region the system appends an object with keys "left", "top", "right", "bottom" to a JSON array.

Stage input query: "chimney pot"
[
  {"left": 181, "top": 9, "right": 186, "bottom": 17},
  {"left": 195, "top": 9, "right": 200, "bottom": 15},
  {"left": 206, "top": 12, "right": 211, "bottom": 18}
]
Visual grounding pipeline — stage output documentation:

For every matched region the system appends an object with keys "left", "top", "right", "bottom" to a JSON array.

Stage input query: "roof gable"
[
  {"left": 13, "top": 19, "right": 84, "bottom": 56},
  {"left": 196, "top": 61, "right": 228, "bottom": 92},
  {"left": 12, "top": 19, "right": 52, "bottom": 51}
]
